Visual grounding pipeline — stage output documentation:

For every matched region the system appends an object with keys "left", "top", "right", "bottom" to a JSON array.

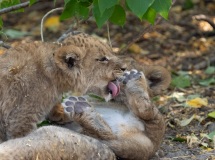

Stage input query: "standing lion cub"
[{"left": 0, "top": 33, "right": 126, "bottom": 143}]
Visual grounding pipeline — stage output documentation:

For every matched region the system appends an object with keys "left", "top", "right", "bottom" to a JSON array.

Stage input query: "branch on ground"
[
  {"left": 194, "top": 14, "right": 215, "bottom": 30},
  {"left": 0, "top": 41, "right": 11, "bottom": 49}
]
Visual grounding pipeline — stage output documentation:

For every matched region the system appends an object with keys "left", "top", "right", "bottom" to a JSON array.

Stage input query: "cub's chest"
[{"left": 94, "top": 105, "right": 145, "bottom": 136}]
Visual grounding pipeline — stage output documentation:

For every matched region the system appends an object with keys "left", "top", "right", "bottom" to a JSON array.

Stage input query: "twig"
[
  {"left": 0, "top": 1, "right": 29, "bottom": 15},
  {"left": 0, "top": 41, "right": 11, "bottom": 49},
  {"left": 194, "top": 14, "right": 215, "bottom": 30},
  {"left": 40, "top": 7, "right": 64, "bottom": 42},
  {"left": 118, "top": 17, "right": 162, "bottom": 55},
  {"left": 57, "top": 30, "right": 83, "bottom": 42},
  {"left": 0, "top": 0, "right": 42, "bottom": 15},
  {"left": 106, "top": 22, "right": 112, "bottom": 48}
]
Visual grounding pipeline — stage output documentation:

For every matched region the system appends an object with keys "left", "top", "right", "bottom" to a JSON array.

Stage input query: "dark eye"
[{"left": 96, "top": 57, "right": 109, "bottom": 62}]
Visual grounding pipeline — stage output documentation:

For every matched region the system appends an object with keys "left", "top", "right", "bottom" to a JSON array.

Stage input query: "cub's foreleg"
[
  {"left": 122, "top": 70, "right": 165, "bottom": 153},
  {"left": 62, "top": 96, "right": 116, "bottom": 140}
]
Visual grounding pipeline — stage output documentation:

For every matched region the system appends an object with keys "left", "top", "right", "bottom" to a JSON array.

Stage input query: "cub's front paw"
[
  {"left": 62, "top": 96, "right": 92, "bottom": 119},
  {"left": 118, "top": 69, "right": 143, "bottom": 84}
]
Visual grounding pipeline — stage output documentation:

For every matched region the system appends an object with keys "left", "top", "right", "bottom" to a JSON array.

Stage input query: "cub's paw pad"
[
  {"left": 119, "top": 69, "right": 142, "bottom": 84},
  {"left": 62, "top": 96, "right": 91, "bottom": 114},
  {"left": 74, "top": 101, "right": 91, "bottom": 114}
]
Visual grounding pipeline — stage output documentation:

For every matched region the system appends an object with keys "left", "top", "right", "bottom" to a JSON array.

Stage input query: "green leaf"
[
  {"left": 151, "top": 0, "right": 172, "bottom": 19},
  {"left": 172, "top": 137, "right": 187, "bottom": 142},
  {"left": 60, "top": 0, "right": 89, "bottom": 20},
  {"left": 208, "top": 131, "right": 215, "bottom": 140},
  {"left": 205, "top": 66, "right": 215, "bottom": 75},
  {"left": 30, "top": 0, "right": 37, "bottom": 5},
  {"left": 4, "top": 29, "right": 28, "bottom": 39},
  {"left": 37, "top": 120, "right": 51, "bottom": 128},
  {"left": 109, "top": 5, "right": 126, "bottom": 26},
  {"left": 179, "top": 114, "right": 195, "bottom": 127},
  {"left": 182, "top": 0, "right": 194, "bottom": 10},
  {"left": 93, "top": 0, "right": 114, "bottom": 28},
  {"left": 126, "top": 0, "right": 155, "bottom": 19},
  {"left": 0, "top": 17, "right": 3, "bottom": 30},
  {"left": 142, "top": 7, "right": 157, "bottom": 24},
  {"left": 199, "top": 77, "right": 215, "bottom": 86},
  {"left": 98, "top": 0, "right": 118, "bottom": 15},
  {"left": 64, "top": 0, "right": 70, "bottom": 4},
  {"left": 88, "top": 93, "right": 105, "bottom": 102},
  {"left": 208, "top": 111, "right": 215, "bottom": 119},
  {"left": 171, "top": 75, "right": 191, "bottom": 88}
]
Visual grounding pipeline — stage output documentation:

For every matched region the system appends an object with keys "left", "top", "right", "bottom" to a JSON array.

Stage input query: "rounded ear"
[
  {"left": 54, "top": 46, "right": 83, "bottom": 70},
  {"left": 142, "top": 66, "right": 171, "bottom": 96}
]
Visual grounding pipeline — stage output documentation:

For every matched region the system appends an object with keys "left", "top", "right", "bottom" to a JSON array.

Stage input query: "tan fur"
[
  {"left": 0, "top": 65, "right": 169, "bottom": 160},
  {"left": 0, "top": 33, "right": 125, "bottom": 142},
  {"left": 0, "top": 126, "right": 116, "bottom": 160},
  {"left": 50, "top": 65, "right": 170, "bottom": 160}
]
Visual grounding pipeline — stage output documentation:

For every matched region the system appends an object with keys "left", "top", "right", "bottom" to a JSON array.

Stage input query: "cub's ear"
[
  {"left": 54, "top": 45, "right": 84, "bottom": 69},
  {"left": 142, "top": 66, "right": 171, "bottom": 96}
]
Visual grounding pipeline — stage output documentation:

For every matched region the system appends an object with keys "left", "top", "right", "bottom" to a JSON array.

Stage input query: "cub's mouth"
[{"left": 107, "top": 80, "right": 120, "bottom": 98}]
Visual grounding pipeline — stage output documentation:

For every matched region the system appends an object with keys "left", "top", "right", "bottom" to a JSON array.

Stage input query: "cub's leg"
[
  {"left": 6, "top": 112, "right": 38, "bottom": 140},
  {"left": 0, "top": 126, "right": 116, "bottom": 160},
  {"left": 62, "top": 96, "right": 116, "bottom": 140},
  {"left": 47, "top": 103, "right": 72, "bottom": 124},
  {"left": 120, "top": 70, "right": 165, "bottom": 154}
]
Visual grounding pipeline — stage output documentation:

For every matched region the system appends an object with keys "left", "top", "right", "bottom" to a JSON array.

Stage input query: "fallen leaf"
[
  {"left": 205, "top": 66, "right": 215, "bottom": 75},
  {"left": 186, "top": 97, "right": 208, "bottom": 108},
  {"left": 44, "top": 16, "right": 60, "bottom": 32},
  {"left": 208, "top": 131, "right": 215, "bottom": 140},
  {"left": 208, "top": 111, "right": 215, "bottom": 119},
  {"left": 171, "top": 75, "right": 191, "bottom": 88},
  {"left": 170, "top": 92, "right": 186, "bottom": 102},
  {"left": 4, "top": 29, "right": 28, "bottom": 39},
  {"left": 187, "top": 134, "right": 199, "bottom": 147},
  {"left": 0, "top": 49, "right": 5, "bottom": 55},
  {"left": 128, "top": 43, "right": 149, "bottom": 54},
  {"left": 179, "top": 114, "right": 195, "bottom": 127}
]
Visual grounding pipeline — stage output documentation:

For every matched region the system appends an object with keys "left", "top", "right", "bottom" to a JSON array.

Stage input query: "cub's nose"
[
  {"left": 120, "top": 67, "right": 126, "bottom": 71},
  {"left": 120, "top": 63, "right": 127, "bottom": 71}
]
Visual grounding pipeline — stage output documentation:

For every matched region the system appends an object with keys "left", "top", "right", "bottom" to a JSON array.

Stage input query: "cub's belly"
[{"left": 95, "top": 107, "right": 145, "bottom": 136}]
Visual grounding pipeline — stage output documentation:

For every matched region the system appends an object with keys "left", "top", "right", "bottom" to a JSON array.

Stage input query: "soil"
[{"left": 0, "top": 0, "right": 214, "bottom": 159}]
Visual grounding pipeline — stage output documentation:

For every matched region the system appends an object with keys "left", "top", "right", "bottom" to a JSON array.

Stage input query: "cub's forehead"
[{"left": 61, "top": 32, "right": 112, "bottom": 53}]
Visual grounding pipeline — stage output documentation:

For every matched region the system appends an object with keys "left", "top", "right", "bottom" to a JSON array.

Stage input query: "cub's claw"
[{"left": 118, "top": 69, "right": 143, "bottom": 84}]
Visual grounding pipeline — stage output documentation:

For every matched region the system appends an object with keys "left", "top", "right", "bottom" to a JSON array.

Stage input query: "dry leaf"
[
  {"left": 128, "top": 44, "right": 149, "bottom": 55},
  {"left": 179, "top": 114, "right": 196, "bottom": 127},
  {"left": 0, "top": 49, "right": 5, "bottom": 55},
  {"left": 186, "top": 97, "right": 208, "bottom": 108},
  {"left": 44, "top": 16, "right": 60, "bottom": 32}
]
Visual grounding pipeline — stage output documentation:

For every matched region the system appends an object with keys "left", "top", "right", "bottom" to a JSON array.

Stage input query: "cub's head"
[{"left": 54, "top": 33, "right": 126, "bottom": 99}]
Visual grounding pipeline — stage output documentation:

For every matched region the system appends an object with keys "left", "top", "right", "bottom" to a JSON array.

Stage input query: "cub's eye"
[{"left": 96, "top": 57, "right": 109, "bottom": 62}]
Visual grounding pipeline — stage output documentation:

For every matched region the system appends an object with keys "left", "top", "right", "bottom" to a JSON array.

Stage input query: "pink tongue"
[{"left": 107, "top": 81, "right": 120, "bottom": 98}]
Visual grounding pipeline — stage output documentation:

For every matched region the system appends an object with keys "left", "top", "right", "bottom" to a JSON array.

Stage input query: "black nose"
[{"left": 120, "top": 67, "right": 126, "bottom": 71}]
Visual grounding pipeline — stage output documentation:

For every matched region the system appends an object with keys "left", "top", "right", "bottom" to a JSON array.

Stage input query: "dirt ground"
[{"left": 0, "top": 0, "right": 215, "bottom": 159}]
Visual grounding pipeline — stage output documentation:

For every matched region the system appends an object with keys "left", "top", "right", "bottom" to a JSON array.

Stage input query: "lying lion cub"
[
  {"left": 59, "top": 66, "right": 170, "bottom": 160},
  {"left": 0, "top": 33, "right": 126, "bottom": 143}
]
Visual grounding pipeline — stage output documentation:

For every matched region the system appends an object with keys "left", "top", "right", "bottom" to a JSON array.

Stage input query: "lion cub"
[
  {"left": 0, "top": 33, "right": 125, "bottom": 143},
  {"left": 0, "top": 66, "right": 170, "bottom": 160},
  {"left": 59, "top": 66, "right": 171, "bottom": 160}
]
